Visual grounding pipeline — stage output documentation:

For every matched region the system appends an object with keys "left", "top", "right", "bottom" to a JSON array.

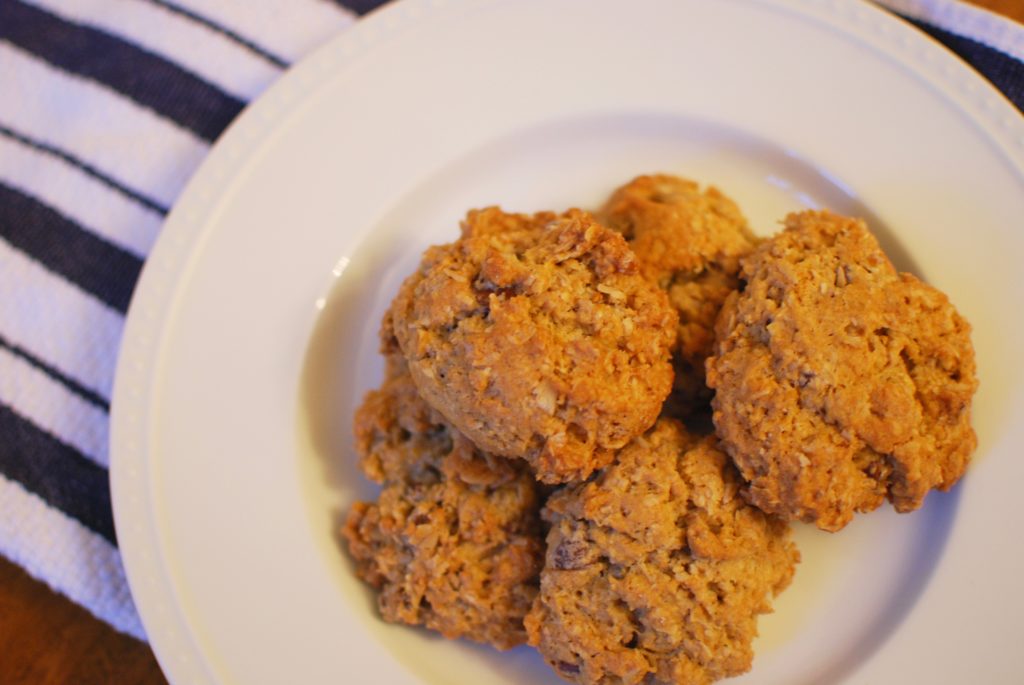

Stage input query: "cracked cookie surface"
[
  {"left": 598, "top": 175, "right": 756, "bottom": 415},
  {"left": 706, "top": 210, "right": 978, "bottom": 532},
  {"left": 343, "top": 361, "right": 544, "bottom": 649},
  {"left": 525, "top": 419, "right": 798, "bottom": 685},
  {"left": 389, "top": 207, "right": 677, "bottom": 483}
]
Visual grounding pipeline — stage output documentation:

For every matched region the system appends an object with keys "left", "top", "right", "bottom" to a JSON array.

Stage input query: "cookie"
[
  {"left": 352, "top": 353, "right": 448, "bottom": 485},
  {"left": 707, "top": 210, "right": 978, "bottom": 532},
  {"left": 389, "top": 207, "right": 677, "bottom": 483},
  {"left": 525, "top": 419, "right": 798, "bottom": 685},
  {"left": 344, "top": 364, "right": 544, "bottom": 649},
  {"left": 598, "top": 175, "right": 756, "bottom": 414}
]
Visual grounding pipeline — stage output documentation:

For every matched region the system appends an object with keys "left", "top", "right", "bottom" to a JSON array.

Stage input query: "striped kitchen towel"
[
  {"left": 0, "top": 0, "right": 365, "bottom": 639},
  {"left": 882, "top": 0, "right": 1024, "bottom": 109},
  {"left": 0, "top": 0, "right": 1021, "bottom": 642}
]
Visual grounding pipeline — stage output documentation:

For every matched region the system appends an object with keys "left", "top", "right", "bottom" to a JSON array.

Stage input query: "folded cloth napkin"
[{"left": 0, "top": 0, "right": 1020, "bottom": 642}]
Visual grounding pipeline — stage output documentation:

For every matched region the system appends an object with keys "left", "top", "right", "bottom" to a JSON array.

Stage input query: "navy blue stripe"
[
  {"left": 899, "top": 14, "right": 1024, "bottom": 113},
  {"left": 0, "top": 0, "right": 245, "bottom": 142},
  {"left": 0, "top": 124, "right": 169, "bottom": 216},
  {"left": 138, "top": 0, "right": 289, "bottom": 68},
  {"left": 331, "top": 0, "right": 389, "bottom": 15},
  {"left": 0, "top": 334, "right": 110, "bottom": 411},
  {"left": 0, "top": 402, "right": 115, "bottom": 545},
  {"left": 0, "top": 183, "right": 142, "bottom": 314}
]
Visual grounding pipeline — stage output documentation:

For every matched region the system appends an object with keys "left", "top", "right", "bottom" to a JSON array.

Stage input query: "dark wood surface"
[
  {"left": 977, "top": 0, "right": 1024, "bottom": 20},
  {"left": 0, "top": 555, "right": 166, "bottom": 685},
  {"left": 1, "top": 2, "right": 1019, "bottom": 684}
]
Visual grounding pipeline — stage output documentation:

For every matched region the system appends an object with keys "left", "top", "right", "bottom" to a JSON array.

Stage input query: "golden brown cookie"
[
  {"left": 352, "top": 353, "right": 447, "bottom": 484},
  {"left": 598, "top": 175, "right": 756, "bottom": 415},
  {"left": 343, "top": 365, "right": 544, "bottom": 650},
  {"left": 389, "top": 207, "right": 678, "bottom": 484},
  {"left": 707, "top": 210, "right": 978, "bottom": 532},
  {"left": 525, "top": 419, "right": 798, "bottom": 685},
  {"left": 598, "top": 174, "right": 757, "bottom": 413}
]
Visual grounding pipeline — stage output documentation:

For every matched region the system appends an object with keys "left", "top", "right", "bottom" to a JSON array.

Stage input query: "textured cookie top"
[
  {"left": 598, "top": 175, "right": 756, "bottom": 412},
  {"left": 525, "top": 419, "right": 798, "bottom": 685},
  {"left": 344, "top": 365, "right": 544, "bottom": 649},
  {"left": 599, "top": 175, "right": 754, "bottom": 286},
  {"left": 353, "top": 353, "right": 450, "bottom": 484},
  {"left": 707, "top": 210, "right": 978, "bottom": 532},
  {"left": 390, "top": 207, "right": 678, "bottom": 483}
]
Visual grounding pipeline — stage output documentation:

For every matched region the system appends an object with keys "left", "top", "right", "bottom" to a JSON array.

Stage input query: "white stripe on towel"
[
  {"left": 0, "top": 43, "right": 209, "bottom": 209},
  {"left": 21, "top": 0, "right": 283, "bottom": 101},
  {"left": 0, "top": 347, "right": 109, "bottom": 468},
  {"left": 0, "top": 239, "right": 123, "bottom": 402},
  {"left": 0, "top": 475, "right": 144, "bottom": 639},
  {"left": 0, "top": 135, "right": 163, "bottom": 259},
  {"left": 166, "top": 0, "right": 357, "bottom": 63}
]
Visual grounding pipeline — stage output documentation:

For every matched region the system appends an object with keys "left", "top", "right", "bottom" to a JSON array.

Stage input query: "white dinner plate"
[{"left": 110, "top": 1, "right": 1024, "bottom": 683}]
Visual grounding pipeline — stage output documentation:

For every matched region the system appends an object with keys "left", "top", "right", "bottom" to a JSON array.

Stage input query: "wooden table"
[
  {"left": 2, "top": 1, "right": 1019, "bottom": 683},
  {"left": 0, "top": 556, "right": 166, "bottom": 684}
]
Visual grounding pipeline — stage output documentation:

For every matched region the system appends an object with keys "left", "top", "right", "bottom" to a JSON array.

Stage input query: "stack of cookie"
[{"left": 342, "top": 175, "right": 977, "bottom": 685}]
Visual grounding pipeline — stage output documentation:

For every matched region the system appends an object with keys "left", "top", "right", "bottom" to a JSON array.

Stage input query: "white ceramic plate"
[{"left": 110, "top": 1, "right": 1024, "bottom": 683}]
